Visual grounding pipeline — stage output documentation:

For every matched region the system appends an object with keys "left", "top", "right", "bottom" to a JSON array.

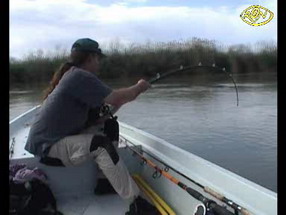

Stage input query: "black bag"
[{"left": 10, "top": 178, "right": 63, "bottom": 215}]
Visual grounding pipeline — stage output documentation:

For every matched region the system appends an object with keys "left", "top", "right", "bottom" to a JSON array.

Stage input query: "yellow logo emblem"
[{"left": 240, "top": 5, "right": 274, "bottom": 26}]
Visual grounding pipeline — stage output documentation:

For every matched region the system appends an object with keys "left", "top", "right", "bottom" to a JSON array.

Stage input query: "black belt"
[{"left": 39, "top": 157, "right": 65, "bottom": 167}]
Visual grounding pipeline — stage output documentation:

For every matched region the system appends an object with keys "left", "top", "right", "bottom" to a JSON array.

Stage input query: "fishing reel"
[
  {"left": 100, "top": 104, "right": 119, "bottom": 143},
  {"left": 99, "top": 104, "right": 116, "bottom": 119}
]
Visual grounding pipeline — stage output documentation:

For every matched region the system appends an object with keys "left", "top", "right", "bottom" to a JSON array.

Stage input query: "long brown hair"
[{"left": 43, "top": 51, "right": 96, "bottom": 100}]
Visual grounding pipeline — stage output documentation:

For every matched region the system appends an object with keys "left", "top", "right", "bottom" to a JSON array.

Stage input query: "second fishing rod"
[
  {"left": 122, "top": 139, "right": 235, "bottom": 215},
  {"left": 119, "top": 135, "right": 252, "bottom": 215}
]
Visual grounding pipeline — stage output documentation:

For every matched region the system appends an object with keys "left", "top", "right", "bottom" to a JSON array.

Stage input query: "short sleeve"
[{"left": 61, "top": 68, "right": 112, "bottom": 108}]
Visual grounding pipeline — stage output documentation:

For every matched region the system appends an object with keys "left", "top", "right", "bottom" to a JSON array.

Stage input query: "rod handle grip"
[
  {"left": 204, "top": 187, "right": 252, "bottom": 215},
  {"left": 241, "top": 208, "right": 252, "bottom": 215},
  {"left": 185, "top": 187, "right": 205, "bottom": 201},
  {"left": 204, "top": 186, "right": 224, "bottom": 200}
]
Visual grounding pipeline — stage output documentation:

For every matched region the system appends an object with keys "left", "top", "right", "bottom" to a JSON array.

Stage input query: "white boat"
[{"left": 9, "top": 105, "right": 277, "bottom": 215}]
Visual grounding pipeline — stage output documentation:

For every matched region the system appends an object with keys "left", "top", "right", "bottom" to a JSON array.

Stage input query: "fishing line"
[{"left": 148, "top": 64, "right": 239, "bottom": 106}]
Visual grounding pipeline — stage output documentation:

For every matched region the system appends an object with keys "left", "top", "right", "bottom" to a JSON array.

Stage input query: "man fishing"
[{"left": 25, "top": 38, "right": 160, "bottom": 214}]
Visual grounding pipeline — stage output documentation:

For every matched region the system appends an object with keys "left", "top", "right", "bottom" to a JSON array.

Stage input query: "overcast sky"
[{"left": 10, "top": 0, "right": 277, "bottom": 59}]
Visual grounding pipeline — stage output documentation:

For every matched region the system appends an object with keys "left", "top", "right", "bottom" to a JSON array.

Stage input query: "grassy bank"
[{"left": 10, "top": 38, "right": 277, "bottom": 87}]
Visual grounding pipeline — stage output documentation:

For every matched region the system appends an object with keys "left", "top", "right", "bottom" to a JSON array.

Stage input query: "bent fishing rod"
[
  {"left": 147, "top": 64, "right": 239, "bottom": 106},
  {"left": 120, "top": 135, "right": 252, "bottom": 215},
  {"left": 123, "top": 140, "right": 236, "bottom": 215}
]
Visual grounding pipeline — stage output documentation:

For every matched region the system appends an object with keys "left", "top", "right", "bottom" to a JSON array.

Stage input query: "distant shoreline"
[{"left": 10, "top": 38, "right": 277, "bottom": 87}]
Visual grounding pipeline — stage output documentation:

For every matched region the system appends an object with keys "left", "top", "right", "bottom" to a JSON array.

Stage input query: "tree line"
[{"left": 10, "top": 38, "right": 277, "bottom": 87}]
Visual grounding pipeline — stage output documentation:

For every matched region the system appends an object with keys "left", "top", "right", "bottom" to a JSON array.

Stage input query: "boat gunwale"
[{"left": 119, "top": 121, "right": 277, "bottom": 215}]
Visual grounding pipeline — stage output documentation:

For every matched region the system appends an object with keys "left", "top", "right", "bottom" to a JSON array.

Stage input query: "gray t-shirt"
[{"left": 25, "top": 66, "right": 112, "bottom": 157}]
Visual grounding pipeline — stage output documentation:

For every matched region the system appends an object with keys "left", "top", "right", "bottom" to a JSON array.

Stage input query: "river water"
[{"left": 9, "top": 72, "right": 277, "bottom": 192}]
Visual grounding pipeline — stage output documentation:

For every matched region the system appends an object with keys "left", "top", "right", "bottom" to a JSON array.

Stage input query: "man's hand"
[
  {"left": 136, "top": 79, "right": 151, "bottom": 93},
  {"left": 104, "top": 78, "right": 151, "bottom": 107}
]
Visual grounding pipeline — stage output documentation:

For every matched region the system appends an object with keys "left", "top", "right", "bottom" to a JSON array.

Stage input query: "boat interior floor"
[{"left": 57, "top": 193, "right": 129, "bottom": 215}]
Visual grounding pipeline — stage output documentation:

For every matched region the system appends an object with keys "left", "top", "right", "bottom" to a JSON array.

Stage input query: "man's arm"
[{"left": 104, "top": 79, "right": 150, "bottom": 107}]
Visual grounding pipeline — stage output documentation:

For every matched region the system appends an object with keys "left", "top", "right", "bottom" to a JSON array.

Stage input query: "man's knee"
[
  {"left": 89, "top": 135, "right": 108, "bottom": 152},
  {"left": 90, "top": 135, "right": 119, "bottom": 165}
]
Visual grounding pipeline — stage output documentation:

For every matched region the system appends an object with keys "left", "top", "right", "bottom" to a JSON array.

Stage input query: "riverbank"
[{"left": 10, "top": 38, "right": 277, "bottom": 87}]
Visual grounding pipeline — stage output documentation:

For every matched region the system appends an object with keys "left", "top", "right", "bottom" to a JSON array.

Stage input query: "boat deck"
[
  {"left": 57, "top": 193, "right": 129, "bottom": 215},
  {"left": 10, "top": 106, "right": 278, "bottom": 215}
]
